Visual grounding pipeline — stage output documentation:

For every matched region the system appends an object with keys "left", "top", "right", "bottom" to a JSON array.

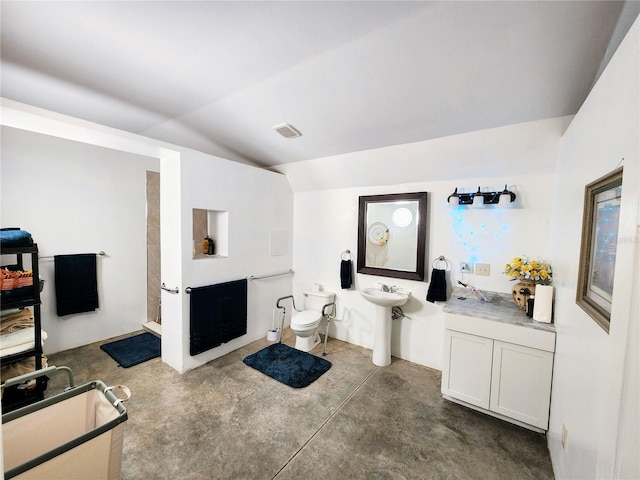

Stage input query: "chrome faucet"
[{"left": 380, "top": 284, "right": 396, "bottom": 293}]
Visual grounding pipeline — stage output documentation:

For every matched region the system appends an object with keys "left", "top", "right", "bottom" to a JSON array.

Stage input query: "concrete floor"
[{"left": 45, "top": 329, "right": 554, "bottom": 480}]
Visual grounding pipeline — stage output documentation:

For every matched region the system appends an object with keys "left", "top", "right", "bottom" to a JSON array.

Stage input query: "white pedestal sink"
[{"left": 360, "top": 288, "right": 410, "bottom": 367}]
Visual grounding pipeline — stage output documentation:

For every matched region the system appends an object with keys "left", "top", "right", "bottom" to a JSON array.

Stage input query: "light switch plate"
[{"left": 476, "top": 263, "right": 490, "bottom": 276}]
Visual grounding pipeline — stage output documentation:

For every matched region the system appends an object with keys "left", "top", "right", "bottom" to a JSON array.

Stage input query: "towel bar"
[
  {"left": 39, "top": 251, "right": 106, "bottom": 259},
  {"left": 161, "top": 283, "right": 179, "bottom": 294},
  {"left": 184, "top": 270, "right": 294, "bottom": 293},
  {"left": 247, "top": 269, "right": 294, "bottom": 281}
]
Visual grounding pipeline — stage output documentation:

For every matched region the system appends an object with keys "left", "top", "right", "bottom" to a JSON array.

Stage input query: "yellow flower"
[{"left": 504, "top": 255, "right": 553, "bottom": 283}]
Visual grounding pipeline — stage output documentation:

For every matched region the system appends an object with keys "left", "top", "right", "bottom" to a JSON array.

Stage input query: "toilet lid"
[{"left": 291, "top": 310, "right": 321, "bottom": 327}]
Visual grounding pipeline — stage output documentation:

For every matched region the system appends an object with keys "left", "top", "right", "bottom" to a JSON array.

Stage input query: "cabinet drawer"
[{"left": 445, "top": 312, "right": 556, "bottom": 352}]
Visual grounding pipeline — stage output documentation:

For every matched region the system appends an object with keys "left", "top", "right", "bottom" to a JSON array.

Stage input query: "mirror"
[{"left": 357, "top": 192, "right": 428, "bottom": 281}]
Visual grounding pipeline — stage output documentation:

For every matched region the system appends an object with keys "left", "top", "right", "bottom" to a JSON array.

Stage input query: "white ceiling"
[{"left": 1, "top": 1, "right": 638, "bottom": 168}]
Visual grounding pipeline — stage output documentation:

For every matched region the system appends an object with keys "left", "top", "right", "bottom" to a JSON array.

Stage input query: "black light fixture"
[{"left": 447, "top": 185, "right": 516, "bottom": 207}]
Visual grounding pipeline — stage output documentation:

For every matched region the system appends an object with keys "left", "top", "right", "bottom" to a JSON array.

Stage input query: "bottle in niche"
[
  {"left": 527, "top": 295, "right": 535, "bottom": 317},
  {"left": 207, "top": 237, "right": 215, "bottom": 255},
  {"left": 202, "top": 236, "right": 211, "bottom": 255}
]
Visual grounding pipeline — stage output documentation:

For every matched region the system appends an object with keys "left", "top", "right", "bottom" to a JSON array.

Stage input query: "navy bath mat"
[
  {"left": 243, "top": 343, "right": 331, "bottom": 388},
  {"left": 100, "top": 332, "right": 161, "bottom": 368}
]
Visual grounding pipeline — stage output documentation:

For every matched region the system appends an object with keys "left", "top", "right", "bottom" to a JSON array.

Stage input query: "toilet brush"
[{"left": 267, "top": 308, "right": 282, "bottom": 342}]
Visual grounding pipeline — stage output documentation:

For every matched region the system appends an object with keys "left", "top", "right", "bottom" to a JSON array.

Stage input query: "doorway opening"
[{"left": 143, "top": 170, "right": 161, "bottom": 337}]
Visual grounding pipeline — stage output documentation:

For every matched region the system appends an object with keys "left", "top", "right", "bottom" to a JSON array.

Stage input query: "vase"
[{"left": 512, "top": 280, "right": 537, "bottom": 310}]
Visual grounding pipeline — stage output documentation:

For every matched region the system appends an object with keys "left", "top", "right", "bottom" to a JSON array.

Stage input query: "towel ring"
[
  {"left": 432, "top": 256, "right": 451, "bottom": 271},
  {"left": 341, "top": 249, "right": 352, "bottom": 261}
]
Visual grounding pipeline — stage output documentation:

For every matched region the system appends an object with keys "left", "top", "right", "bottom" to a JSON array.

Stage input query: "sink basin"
[
  {"left": 360, "top": 287, "right": 409, "bottom": 307},
  {"left": 360, "top": 288, "right": 410, "bottom": 367}
]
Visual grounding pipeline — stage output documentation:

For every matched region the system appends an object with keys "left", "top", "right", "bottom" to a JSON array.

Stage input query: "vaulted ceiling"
[{"left": 1, "top": 1, "right": 638, "bottom": 168}]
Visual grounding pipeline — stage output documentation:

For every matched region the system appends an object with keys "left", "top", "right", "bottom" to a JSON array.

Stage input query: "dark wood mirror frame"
[{"left": 357, "top": 192, "right": 428, "bottom": 281}]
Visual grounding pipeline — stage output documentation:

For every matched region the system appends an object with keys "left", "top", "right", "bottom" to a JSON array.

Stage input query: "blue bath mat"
[
  {"left": 243, "top": 343, "right": 331, "bottom": 388},
  {"left": 100, "top": 332, "right": 161, "bottom": 368}
]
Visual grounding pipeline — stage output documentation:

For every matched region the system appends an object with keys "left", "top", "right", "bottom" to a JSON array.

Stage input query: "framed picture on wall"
[{"left": 576, "top": 167, "right": 623, "bottom": 333}]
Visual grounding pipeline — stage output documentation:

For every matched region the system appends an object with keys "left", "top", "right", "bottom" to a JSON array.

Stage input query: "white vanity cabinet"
[{"left": 442, "top": 308, "right": 556, "bottom": 432}]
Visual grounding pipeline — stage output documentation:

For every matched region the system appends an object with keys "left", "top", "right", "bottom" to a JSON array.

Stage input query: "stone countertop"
[{"left": 442, "top": 287, "right": 556, "bottom": 333}]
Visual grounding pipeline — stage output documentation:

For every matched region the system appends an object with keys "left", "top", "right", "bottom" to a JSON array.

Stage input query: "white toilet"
[{"left": 290, "top": 290, "right": 335, "bottom": 352}]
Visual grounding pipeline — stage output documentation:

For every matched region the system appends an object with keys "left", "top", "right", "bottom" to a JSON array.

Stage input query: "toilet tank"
[{"left": 303, "top": 290, "right": 335, "bottom": 312}]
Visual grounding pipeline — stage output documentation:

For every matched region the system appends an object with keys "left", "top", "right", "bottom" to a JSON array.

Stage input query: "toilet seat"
[{"left": 291, "top": 310, "right": 321, "bottom": 328}]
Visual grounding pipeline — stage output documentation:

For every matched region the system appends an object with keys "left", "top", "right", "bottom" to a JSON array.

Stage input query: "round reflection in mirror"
[{"left": 392, "top": 207, "right": 413, "bottom": 227}]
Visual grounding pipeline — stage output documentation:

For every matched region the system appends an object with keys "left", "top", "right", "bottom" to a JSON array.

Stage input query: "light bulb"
[
  {"left": 472, "top": 191, "right": 484, "bottom": 208},
  {"left": 498, "top": 193, "right": 512, "bottom": 207},
  {"left": 499, "top": 185, "right": 513, "bottom": 208}
]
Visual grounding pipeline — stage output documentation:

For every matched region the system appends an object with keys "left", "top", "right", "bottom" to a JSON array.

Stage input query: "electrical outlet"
[
  {"left": 562, "top": 423, "right": 568, "bottom": 452},
  {"left": 460, "top": 262, "right": 474, "bottom": 274},
  {"left": 476, "top": 263, "right": 490, "bottom": 276}
]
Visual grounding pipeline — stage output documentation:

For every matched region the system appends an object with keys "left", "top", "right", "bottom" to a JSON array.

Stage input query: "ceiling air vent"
[{"left": 273, "top": 123, "right": 302, "bottom": 139}]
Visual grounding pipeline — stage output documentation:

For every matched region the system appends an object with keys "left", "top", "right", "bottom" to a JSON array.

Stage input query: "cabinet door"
[
  {"left": 490, "top": 340, "right": 554, "bottom": 429},
  {"left": 442, "top": 330, "right": 493, "bottom": 409}
]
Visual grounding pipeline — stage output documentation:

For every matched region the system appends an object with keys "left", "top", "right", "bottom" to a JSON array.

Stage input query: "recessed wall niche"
[{"left": 192, "top": 208, "right": 229, "bottom": 259}]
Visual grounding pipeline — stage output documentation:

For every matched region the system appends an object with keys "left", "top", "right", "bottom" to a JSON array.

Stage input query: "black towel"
[
  {"left": 189, "top": 279, "right": 247, "bottom": 356},
  {"left": 340, "top": 260, "right": 352, "bottom": 289},
  {"left": 426, "top": 268, "right": 447, "bottom": 303},
  {"left": 54, "top": 254, "right": 99, "bottom": 316}
]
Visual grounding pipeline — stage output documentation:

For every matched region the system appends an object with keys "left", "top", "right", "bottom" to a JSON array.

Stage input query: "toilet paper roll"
[{"left": 533, "top": 285, "right": 553, "bottom": 323}]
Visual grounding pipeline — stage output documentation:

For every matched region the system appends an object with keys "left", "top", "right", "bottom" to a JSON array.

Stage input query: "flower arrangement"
[{"left": 504, "top": 256, "right": 552, "bottom": 283}]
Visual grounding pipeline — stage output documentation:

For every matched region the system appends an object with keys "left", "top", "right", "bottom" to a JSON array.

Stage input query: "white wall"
[
  {"left": 287, "top": 118, "right": 565, "bottom": 370},
  {"left": 548, "top": 16, "right": 639, "bottom": 480},
  {"left": 175, "top": 150, "right": 293, "bottom": 373},
  {"left": 276, "top": 117, "right": 568, "bottom": 191},
  {"left": 1, "top": 126, "right": 159, "bottom": 353}
]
